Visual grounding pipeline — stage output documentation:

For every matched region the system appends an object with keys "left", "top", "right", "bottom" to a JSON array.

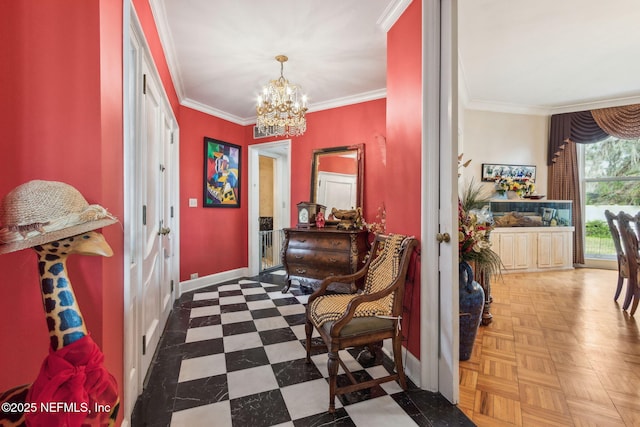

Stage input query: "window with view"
[{"left": 582, "top": 137, "right": 640, "bottom": 259}]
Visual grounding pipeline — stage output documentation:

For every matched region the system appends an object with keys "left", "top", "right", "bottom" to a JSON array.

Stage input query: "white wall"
[{"left": 460, "top": 109, "right": 549, "bottom": 197}]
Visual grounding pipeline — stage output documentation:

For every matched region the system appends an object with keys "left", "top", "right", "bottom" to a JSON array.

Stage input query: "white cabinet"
[
  {"left": 493, "top": 232, "right": 533, "bottom": 270},
  {"left": 491, "top": 227, "right": 574, "bottom": 273},
  {"left": 537, "top": 231, "right": 572, "bottom": 269}
]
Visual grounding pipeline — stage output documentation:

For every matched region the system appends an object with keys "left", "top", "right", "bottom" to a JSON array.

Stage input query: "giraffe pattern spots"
[
  {"left": 62, "top": 331, "right": 85, "bottom": 347},
  {"left": 45, "top": 253, "right": 60, "bottom": 261},
  {"left": 41, "top": 278, "right": 54, "bottom": 294},
  {"left": 59, "top": 308, "right": 83, "bottom": 331},
  {"left": 48, "top": 262, "right": 63, "bottom": 275},
  {"left": 58, "top": 290, "right": 74, "bottom": 307},
  {"left": 44, "top": 297, "right": 56, "bottom": 313},
  {"left": 57, "top": 277, "right": 68, "bottom": 288}
]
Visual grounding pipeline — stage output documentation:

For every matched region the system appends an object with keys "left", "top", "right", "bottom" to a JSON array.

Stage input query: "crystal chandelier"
[{"left": 256, "top": 55, "right": 308, "bottom": 137}]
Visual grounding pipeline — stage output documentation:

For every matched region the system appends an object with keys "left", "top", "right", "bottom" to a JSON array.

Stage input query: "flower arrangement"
[
  {"left": 458, "top": 201, "right": 492, "bottom": 262},
  {"left": 364, "top": 203, "right": 386, "bottom": 234},
  {"left": 458, "top": 180, "right": 502, "bottom": 277},
  {"left": 494, "top": 176, "right": 535, "bottom": 197}
]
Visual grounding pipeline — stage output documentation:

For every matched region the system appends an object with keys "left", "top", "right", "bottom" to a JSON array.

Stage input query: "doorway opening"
[{"left": 248, "top": 140, "right": 291, "bottom": 276}]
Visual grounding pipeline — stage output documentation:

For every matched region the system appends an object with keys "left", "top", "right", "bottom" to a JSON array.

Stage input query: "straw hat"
[{"left": 0, "top": 180, "right": 118, "bottom": 255}]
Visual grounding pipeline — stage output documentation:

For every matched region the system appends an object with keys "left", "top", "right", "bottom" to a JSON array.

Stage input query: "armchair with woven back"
[{"left": 304, "top": 233, "right": 418, "bottom": 413}]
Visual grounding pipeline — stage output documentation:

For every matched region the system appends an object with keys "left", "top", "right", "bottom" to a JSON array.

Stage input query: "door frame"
[
  {"left": 421, "top": 0, "right": 459, "bottom": 402},
  {"left": 123, "top": 4, "right": 181, "bottom": 424},
  {"left": 247, "top": 140, "right": 291, "bottom": 277}
]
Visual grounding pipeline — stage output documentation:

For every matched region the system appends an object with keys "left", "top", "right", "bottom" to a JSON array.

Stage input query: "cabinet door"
[
  {"left": 538, "top": 232, "right": 568, "bottom": 268},
  {"left": 494, "top": 232, "right": 531, "bottom": 271},
  {"left": 497, "top": 233, "right": 515, "bottom": 269},
  {"left": 513, "top": 233, "right": 531, "bottom": 269}
]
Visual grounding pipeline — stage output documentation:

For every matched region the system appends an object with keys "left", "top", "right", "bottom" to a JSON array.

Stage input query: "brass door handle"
[
  {"left": 158, "top": 226, "right": 171, "bottom": 236},
  {"left": 436, "top": 232, "right": 451, "bottom": 243}
]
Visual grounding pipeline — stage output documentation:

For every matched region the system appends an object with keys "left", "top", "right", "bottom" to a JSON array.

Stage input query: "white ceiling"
[
  {"left": 149, "top": 0, "right": 640, "bottom": 125},
  {"left": 459, "top": 0, "right": 640, "bottom": 115}
]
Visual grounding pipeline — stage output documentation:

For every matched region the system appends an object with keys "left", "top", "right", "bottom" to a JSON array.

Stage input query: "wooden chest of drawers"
[{"left": 281, "top": 228, "right": 369, "bottom": 293}]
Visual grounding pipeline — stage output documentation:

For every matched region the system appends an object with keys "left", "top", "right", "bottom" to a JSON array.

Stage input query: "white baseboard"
[
  {"left": 382, "top": 340, "right": 423, "bottom": 389},
  {"left": 179, "top": 267, "right": 249, "bottom": 296}
]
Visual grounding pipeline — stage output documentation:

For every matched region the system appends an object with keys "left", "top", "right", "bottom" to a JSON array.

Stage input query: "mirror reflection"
[{"left": 310, "top": 144, "right": 363, "bottom": 217}]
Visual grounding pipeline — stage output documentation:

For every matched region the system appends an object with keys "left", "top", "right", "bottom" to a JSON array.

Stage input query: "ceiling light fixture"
[{"left": 256, "top": 55, "right": 308, "bottom": 137}]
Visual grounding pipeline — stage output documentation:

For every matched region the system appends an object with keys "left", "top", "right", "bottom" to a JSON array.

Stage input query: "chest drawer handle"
[
  {"left": 295, "top": 268, "right": 307, "bottom": 274},
  {"left": 298, "top": 238, "right": 307, "bottom": 243},
  {"left": 328, "top": 257, "right": 338, "bottom": 263},
  {"left": 295, "top": 254, "right": 304, "bottom": 259},
  {"left": 331, "top": 241, "right": 341, "bottom": 246}
]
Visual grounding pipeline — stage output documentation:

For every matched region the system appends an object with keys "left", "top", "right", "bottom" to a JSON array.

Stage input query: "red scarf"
[{"left": 25, "top": 335, "right": 118, "bottom": 427}]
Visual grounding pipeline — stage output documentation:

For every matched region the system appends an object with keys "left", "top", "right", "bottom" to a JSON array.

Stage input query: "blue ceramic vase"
[{"left": 459, "top": 261, "right": 485, "bottom": 361}]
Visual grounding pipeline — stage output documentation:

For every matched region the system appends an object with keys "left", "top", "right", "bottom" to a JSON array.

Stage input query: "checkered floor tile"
[{"left": 132, "top": 271, "right": 473, "bottom": 427}]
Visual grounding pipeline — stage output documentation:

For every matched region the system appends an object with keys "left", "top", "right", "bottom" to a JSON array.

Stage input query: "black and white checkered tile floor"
[{"left": 132, "top": 270, "right": 474, "bottom": 427}]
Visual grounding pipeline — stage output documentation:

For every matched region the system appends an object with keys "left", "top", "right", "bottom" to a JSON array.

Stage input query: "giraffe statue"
[
  {"left": 1, "top": 232, "right": 119, "bottom": 427},
  {"left": 0, "top": 180, "right": 120, "bottom": 427}
]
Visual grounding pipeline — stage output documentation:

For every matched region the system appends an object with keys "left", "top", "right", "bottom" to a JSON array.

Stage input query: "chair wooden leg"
[
  {"left": 631, "top": 287, "right": 640, "bottom": 316},
  {"left": 623, "top": 278, "right": 635, "bottom": 311},
  {"left": 392, "top": 334, "right": 407, "bottom": 389},
  {"left": 327, "top": 351, "right": 339, "bottom": 413},
  {"left": 614, "top": 274, "right": 624, "bottom": 301},
  {"left": 304, "top": 319, "right": 313, "bottom": 363}
]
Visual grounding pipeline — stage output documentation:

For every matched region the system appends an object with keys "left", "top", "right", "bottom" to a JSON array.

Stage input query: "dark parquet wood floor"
[{"left": 459, "top": 268, "right": 640, "bottom": 427}]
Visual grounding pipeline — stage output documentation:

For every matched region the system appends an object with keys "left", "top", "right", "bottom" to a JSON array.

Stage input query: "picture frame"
[
  {"left": 481, "top": 163, "right": 536, "bottom": 182},
  {"left": 204, "top": 137, "right": 241, "bottom": 208}
]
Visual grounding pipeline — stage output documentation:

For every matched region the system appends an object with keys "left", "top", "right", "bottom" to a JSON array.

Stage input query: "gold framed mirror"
[{"left": 310, "top": 144, "right": 364, "bottom": 216}]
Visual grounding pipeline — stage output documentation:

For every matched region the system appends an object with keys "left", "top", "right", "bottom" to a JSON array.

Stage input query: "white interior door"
[
  {"left": 125, "top": 9, "right": 179, "bottom": 424},
  {"left": 317, "top": 171, "right": 357, "bottom": 214},
  {"left": 140, "top": 60, "right": 165, "bottom": 375},
  {"left": 421, "top": 0, "right": 459, "bottom": 403}
]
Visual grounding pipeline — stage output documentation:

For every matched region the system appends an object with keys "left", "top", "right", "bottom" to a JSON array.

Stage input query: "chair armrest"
[{"left": 330, "top": 276, "right": 403, "bottom": 336}]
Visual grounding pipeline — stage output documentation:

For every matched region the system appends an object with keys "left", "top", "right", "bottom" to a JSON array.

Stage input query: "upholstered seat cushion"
[
  {"left": 321, "top": 316, "right": 395, "bottom": 337},
  {"left": 310, "top": 294, "right": 392, "bottom": 328}
]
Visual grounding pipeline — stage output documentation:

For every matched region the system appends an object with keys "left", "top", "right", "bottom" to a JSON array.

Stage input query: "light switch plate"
[{"left": 189, "top": 198, "right": 198, "bottom": 207}]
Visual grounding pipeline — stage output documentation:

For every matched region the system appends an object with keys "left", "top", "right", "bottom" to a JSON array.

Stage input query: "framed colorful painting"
[
  {"left": 481, "top": 163, "right": 536, "bottom": 182},
  {"left": 204, "top": 137, "right": 241, "bottom": 208}
]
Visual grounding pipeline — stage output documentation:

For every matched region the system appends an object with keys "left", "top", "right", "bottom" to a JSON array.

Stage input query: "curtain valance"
[{"left": 548, "top": 103, "right": 640, "bottom": 165}]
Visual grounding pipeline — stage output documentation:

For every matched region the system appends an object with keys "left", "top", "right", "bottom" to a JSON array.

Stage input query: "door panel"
[
  {"left": 140, "top": 64, "right": 163, "bottom": 374},
  {"left": 317, "top": 171, "right": 357, "bottom": 214}
]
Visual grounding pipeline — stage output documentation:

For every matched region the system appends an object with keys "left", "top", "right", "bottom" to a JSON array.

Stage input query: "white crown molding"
[
  {"left": 181, "top": 98, "right": 251, "bottom": 126},
  {"left": 549, "top": 95, "right": 640, "bottom": 114},
  {"left": 378, "top": 0, "right": 413, "bottom": 32},
  {"left": 186, "top": 89, "right": 388, "bottom": 127},
  {"left": 307, "top": 89, "right": 387, "bottom": 114},
  {"left": 463, "top": 94, "right": 640, "bottom": 117},
  {"left": 148, "top": 0, "right": 185, "bottom": 101},
  {"left": 463, "top": 99, "right": 551, "bottom": 116}
]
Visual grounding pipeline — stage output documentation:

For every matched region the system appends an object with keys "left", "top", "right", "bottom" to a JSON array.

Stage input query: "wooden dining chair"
[
  {"left": 304, "top": 233, "right": 418, "bottom": 413},
  {"left": 617, "top": 212, "right": 640, "bottom": 315},
  {"left": 605, "top": 210, "right": 629, "bottom": 302}
]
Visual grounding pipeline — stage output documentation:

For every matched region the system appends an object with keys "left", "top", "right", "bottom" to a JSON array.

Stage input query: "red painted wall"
[
  {"left": 0, "top": 1, "right": 125, "bottom": 416},
  {"left": 132, "top": 0, "right": 180, "bottom": 116},
  {"left": 177, "top": 100, "right": 386, "bottom": 282},
  {"left": 387, "top": 0, "right": 423, "bottom": 358},
  {"left": 317, "top": 156, "right": 358, "bottom": 175},
  {"left": 281, "top": 100, "right": 388, "bottom": 226},
  {"left": 178, "top": 107, "right": 248, "bottom": 281}
]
